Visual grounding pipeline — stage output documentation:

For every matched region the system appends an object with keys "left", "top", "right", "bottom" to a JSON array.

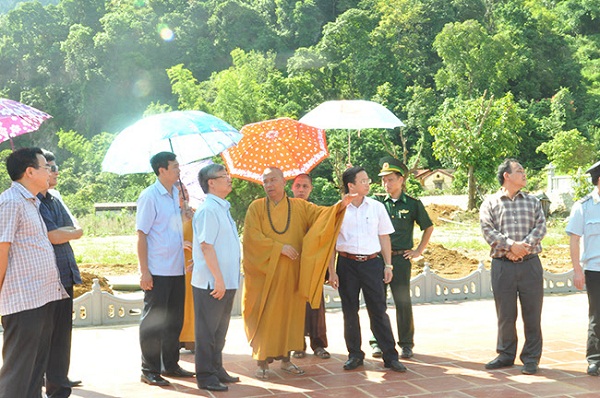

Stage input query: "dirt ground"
[{"left": 76, "top": 204, "right": 571, "bottom": 296}]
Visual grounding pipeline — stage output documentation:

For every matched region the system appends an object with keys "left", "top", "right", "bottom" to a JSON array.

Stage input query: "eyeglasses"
[
  {"left": 211, "top": 174, "right": 230, "bottom": 180},
  {"left": 357, "top": 178, "right": 372, "bottom": 185}
]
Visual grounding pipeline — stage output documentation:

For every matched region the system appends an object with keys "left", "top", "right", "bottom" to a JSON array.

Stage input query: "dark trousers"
[
  {"left": 46, "top": 286, "right": 74, "bottom": 398},
  {"left": 388, "top": 255, "right": 414, "bottom": 348},
  {"left": 337, "top": 255, "right": 399, "bottom": 363},
  {"left": 193, "top": 287, "right": 236, "bottom": 385},
  {"left": 304, "top": 296, "right": 328, "bottom": 351},
  {"left": 140, "top": 275, "right": 185, "bottom": 375},
  {"left": 0, "top": 301, "right": 56, "bottom": 398},
  {"left": 585, "top": 270, "right": 600, "bottom": 364},
  {"left": 491, "top": 256, "right": 544, "bottom": 365}
]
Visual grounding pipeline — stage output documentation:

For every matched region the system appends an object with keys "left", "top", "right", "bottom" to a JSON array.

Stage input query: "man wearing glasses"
[
  {"left": 37, "top": 150, "right": 84, "bottom": 397},
  {"left": 328, "top": 166, "right": 407, "bottom": 373},
  {"left": 0, "top": 147, "right": 67, "bottom": 397}
]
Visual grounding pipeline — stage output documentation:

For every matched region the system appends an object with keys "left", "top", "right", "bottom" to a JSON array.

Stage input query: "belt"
[
  {"left": 338, "top": 252, "right": 379, "bottom": 262},
  {"left": 391, "top": 250, "right": 408, "bottom": 256},
  {"left": 495, "top": 253, "right": 538, "bottom": 263}
]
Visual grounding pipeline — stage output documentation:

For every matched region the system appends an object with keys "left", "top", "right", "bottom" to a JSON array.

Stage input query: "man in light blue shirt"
[
  {"left": 137, "top": 152, "right": 194, "bottom": 387},
  {"left": 567, "top": 160, "right": 600, "bottom": 376},
  {"left": 191, "top": 164, "right": 241, "bottom": 392}
]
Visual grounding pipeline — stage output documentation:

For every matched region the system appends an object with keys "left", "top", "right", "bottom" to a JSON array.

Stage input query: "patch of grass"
[
  {"left": 79, "top": 211, "right": 136, "bottom": 237},
  {"left": 71, "top": 235, "right": 137, "bottom": 266}
]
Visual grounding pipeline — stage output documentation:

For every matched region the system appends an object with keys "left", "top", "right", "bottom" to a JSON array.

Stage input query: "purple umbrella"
[{"left": 0, "top": 98, "right": 52, "bottom": 150}]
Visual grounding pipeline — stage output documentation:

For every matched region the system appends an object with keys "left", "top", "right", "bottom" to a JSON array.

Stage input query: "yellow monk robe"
[
  {"left": 242, "top": 195, "right": 344, "bottom": 360},
  {"left": 179, "top": 219, "right": 195, "bottom": 346}
]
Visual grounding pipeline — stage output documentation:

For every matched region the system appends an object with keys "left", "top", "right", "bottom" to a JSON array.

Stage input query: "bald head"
[
  {"left": 292, "top": 174, "right": 313, "bottom": 201},
  {"left": 262, "top": 167, "right": 286, "bottom": 203}
]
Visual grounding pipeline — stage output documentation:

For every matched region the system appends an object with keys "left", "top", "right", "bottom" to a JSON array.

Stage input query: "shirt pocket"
[{"left": 584, "top": 218, "right": 600, "bottom": 237}]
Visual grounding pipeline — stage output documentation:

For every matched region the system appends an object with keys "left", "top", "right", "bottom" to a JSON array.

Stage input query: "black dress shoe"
[
  {"left": 141, "top": 373, "right": 171, "bottom": 386},
  {"left": 384, "top": 359, "right": 407, "bottom": 372},
  {"left": 587, "top": 363, "right": 600, "bottom": 376},
  {"left": 343, "top": 357, "right": 364, "bottom": 370},
  {"left": 401, "top": 347, "right": 413, "bottom": 359},
  {"left": 200, "top": 382, "right": 228, "bottom": 392},
  {"left": 162, "top": 367, "right": 196, "bottom": 378},
  {"left": 484, "top": 357, "right": 514, "bottom": 370},
  {"left": 522, "top": 362, "right": 538, "bottom": 375},
  {"left": 69, "top": 379, "right": 82, "bottom": 387},
  {"left": 217, "top": 371, "right": 240, "bottom": 383}
]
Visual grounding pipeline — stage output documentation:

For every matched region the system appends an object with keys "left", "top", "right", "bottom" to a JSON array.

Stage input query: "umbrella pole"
[
  {"left": 347, "top": 130, "right": 351, "bottom": 164},
  {"left": 168, "top": 137, "right": 188, "bottom": 202}
]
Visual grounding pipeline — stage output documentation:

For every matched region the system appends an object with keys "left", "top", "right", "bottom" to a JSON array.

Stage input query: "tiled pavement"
[{"left": 6, "top": 292, "right": 600, "bottom": 397}]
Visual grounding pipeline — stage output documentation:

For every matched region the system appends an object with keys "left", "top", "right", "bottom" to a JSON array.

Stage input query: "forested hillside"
[{"left": 1, "top": 0, "right": 599, "bottom": 218}]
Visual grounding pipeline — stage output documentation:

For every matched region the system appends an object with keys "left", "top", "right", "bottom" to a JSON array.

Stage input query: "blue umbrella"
[{"left": 102, "top": 110, "right": 241, "bottom": 175}]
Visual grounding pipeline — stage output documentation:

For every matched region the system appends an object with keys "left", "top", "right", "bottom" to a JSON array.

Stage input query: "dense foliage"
[{"left": 1, "top": 0, "right": 600, "bottom": 220}]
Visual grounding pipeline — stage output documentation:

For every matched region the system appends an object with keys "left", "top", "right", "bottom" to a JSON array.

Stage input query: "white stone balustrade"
[{"left": 74, "top": 264, "right": 578, "bottom": 327}]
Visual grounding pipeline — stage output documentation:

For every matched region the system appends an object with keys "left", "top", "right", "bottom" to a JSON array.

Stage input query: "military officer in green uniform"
[{"left": 370, "top": 157, "right": 434, "bottom": 359}]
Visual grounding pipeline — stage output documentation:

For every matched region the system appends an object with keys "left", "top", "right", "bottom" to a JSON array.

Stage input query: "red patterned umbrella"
[
  {"left": 0, "top": 98, "right": 52, "bottom": 150},
  {"left": 221, "top": 117, "right": 329, "bottom": 184}
]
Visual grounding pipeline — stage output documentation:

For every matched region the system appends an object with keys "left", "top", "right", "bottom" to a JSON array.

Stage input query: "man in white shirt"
[{"left": 328, "top": 166, "right": 407, "bottom": 373}]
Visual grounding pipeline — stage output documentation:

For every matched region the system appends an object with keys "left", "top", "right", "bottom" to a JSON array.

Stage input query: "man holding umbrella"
[{"left": 137, "top": 152, "right": 195, "bottom": 386}]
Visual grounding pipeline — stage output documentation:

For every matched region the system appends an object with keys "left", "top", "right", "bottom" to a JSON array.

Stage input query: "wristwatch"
[{"left": 385, "top": 264, "right": 394, "bottom": 270}]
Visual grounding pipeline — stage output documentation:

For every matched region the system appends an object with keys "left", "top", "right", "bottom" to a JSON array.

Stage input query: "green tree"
[
  {"left": 536, "top": 129, "right": 595, "bottom": 174},
  {"left": 430, "top": 92, "right": 524, "bottom": 209}
]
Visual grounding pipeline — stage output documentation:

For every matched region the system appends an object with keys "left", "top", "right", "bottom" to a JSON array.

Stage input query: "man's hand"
[
  {"left": 140, "top": 270, "right": 153, "bottom": 291},
  {"left": 573, "top": 267, "right": 585, "bottom": 290},
  {"left": 340, "top": 193, "right": 358, "bottom": 208},
  {"left": 282, "top": 244, "right": 299, "bottom": 261},
  {"left": 510, "top": 241, "right": 531, "bottom": 257},
  {"left": 505, "top": 252, "right": 522, "bottom": 262},
  {"left": 329, "top": 272, "right": 339, "bottom": 290},
  {"left": 210, "top": 279, "right": 226, "bottom": 300},
  {"left": 383, "top": 267, "right": 393, "bottom": 284},
  {"left": 403, "top": 249, "right": 422, "bottom": 259}
]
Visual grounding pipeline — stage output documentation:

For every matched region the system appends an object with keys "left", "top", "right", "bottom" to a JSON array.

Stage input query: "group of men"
[
  {"left": 4, "top": 148, "right": 600, "bottom": 397},
  {"left": 0, "top": 148, "right": 82, "bottom": 397}
]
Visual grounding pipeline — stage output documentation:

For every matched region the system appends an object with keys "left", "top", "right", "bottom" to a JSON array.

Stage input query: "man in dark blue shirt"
[{"left": 38, "top": 150, "right": 83, "bottom": 398}]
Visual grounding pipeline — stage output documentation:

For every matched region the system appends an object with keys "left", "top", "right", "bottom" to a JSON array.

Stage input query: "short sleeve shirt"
[
  {"left": 0, "top": 182, "right": 66, "bottom": 316},
  {"left": 191, "top": 194, "right": 241, "bottom": 290},
  {"left": 374, "top": 193, "right": 433, "bottom": 250},
  {"left": 566, "top": 190, "right": 600, "bottom": 271},
  {"left": 336, "top": 197, "right": 395, "bottom": 255},
  {"left": 136, "top": 180, "right": 184, "bottom": 276}
]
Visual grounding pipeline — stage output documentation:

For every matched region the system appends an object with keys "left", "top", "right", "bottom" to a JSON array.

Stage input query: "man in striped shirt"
[
  {"left": 0, "top": 147, "right": 67, "bottom": 397},
  {"left": 480, "top": 158, "right": 547, "bottom": 375}
]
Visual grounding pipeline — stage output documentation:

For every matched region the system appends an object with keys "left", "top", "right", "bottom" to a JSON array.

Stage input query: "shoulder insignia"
[{"left": 579, "top": 194, "right": 593, "bottom": 204}]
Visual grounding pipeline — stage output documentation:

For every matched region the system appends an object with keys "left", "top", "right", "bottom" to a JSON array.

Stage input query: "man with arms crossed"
[
  {"left": 38, "top": 150, "right": 84, "bottom": 397},
  {"left": 0, "top": 147, "right": 67, "bottom": 397},
  {"left": 192, "top": 164, "right": 241, "bottom": 392},
  {"left": 480, "top": 158, "right": 546, "bottom": 375},
  {"left": 137, "top": 152, "right": 194, "bottom": 386}
]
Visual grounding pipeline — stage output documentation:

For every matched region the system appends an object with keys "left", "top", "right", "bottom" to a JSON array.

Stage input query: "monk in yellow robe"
[{"left": 243, "top": 167, "right": 353, "bottom": 379}]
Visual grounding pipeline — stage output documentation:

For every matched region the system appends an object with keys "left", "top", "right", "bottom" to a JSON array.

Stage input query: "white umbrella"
[
  {"left": 102, "top": 110, "right": 241, "bottom": 175},
  {"left": 299, "top": 100, "right": 404, "bottom": 162}
]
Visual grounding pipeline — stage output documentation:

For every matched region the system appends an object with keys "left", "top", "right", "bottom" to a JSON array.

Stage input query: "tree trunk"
[{"left": 467, "top": 164, "right": 476, "bottom": 210}]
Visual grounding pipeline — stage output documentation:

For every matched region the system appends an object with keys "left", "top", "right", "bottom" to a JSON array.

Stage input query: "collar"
[
  {"left": 497, "top": 187, "right": 525, "bottom": 200},
  {"left": 36, "top": 191, "right": 54, "bottom": 202},
  {"left": 592, "top": 189, "right": 600, "bottom": 204},
  {"left": 12, "top": 181, "right": 37, "bottom": 202},
  {"left": 206, "top": 193, "right": 230, "bottom": 209},
  {"left": 384, "top": 192, "right": 406, "bottom": 203},
  {"left": 349, "top": 196, "right": 369, "bottom": 209},
  {"left": 154, "top": 179, "right": 178, "bottom": 197}
]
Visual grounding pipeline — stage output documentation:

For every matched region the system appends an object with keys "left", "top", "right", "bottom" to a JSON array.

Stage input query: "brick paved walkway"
[{"left": 5, "top": 292, "right": 598, "bottom": 397}]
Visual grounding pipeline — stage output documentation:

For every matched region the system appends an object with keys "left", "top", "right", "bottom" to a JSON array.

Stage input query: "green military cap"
[
  {"left": 586, "top": 160, "right": 600, "bottom": 180},
  {"left": 378, "top": 156, "right": 407, "bottom": 177}
]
